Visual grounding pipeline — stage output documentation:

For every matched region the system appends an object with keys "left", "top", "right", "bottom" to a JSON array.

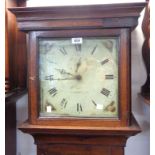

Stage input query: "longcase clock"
[{"left": 10, "top": 3, "right": 146, "bottom": 155}]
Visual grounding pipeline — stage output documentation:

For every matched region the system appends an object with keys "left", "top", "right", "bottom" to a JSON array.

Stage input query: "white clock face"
[{"left": 39, "top": 37, "right": 119, "bottom": 118}]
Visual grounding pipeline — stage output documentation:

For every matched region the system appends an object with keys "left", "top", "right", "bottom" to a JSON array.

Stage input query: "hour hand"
[{"left": 55, "top": 68, "right": 74, "bottom": 76}]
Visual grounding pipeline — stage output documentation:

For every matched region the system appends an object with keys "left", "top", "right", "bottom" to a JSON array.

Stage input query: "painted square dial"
[{"left": 39, "top": 37, "right": 119, "bottom": 118}]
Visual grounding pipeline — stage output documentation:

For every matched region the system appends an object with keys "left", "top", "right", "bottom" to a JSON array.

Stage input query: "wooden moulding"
[
  {"left": 26, "top": 28, "right": 130, "bottom": 127},
  {"left": 18, "top": 114, "right": 140, "bottom": 155},
  {"left": 9, "top": 3, "right": 146, "bottom": 31},
  {"left": 18, "top": 114, "right": 140, "bottom": 136}
]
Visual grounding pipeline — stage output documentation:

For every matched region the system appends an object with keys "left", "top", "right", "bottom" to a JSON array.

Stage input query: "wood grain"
[
  {"left": 26, "top": 29, "right": 130, "bottom": 127},
  {"left": 19, "top": 115, "right": 140, "bottom": 155},
  {"left": 9, "top": 3, "right": 145, "bottom": 31},
  {"left": 6, "top": 0, "right": 27, "bottom": 92}
]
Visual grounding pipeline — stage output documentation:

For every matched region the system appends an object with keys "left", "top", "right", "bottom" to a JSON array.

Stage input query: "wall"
[
  {"left": 125, "top": 9, "right": 150, "bottom": 155},
  {"left": 16, "top": 1, "right": 149, "bottom": 155},
  {"left": 16, "top": 94, "right": 36, "bottom": 155}
]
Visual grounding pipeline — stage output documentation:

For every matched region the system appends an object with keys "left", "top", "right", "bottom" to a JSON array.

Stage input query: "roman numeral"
[
  {"left": 77, "top": 103, "right": 83, "bottom": 112},
  {"left": 60, "top": 98, "right": 67, "bottom": 108},
  {"left": 48, "top": 87, "right": 57, "bottom": 97},
  {"left": 100, "top": 88, "right": 110, "bottom": 97},
  {"left": 45, "top": 75, "right": 54, "bottom": 81},
  {"left": 75, "top": 44, "right": 81, "bottom": 52},
  {"left": 91, "top": 45, "right": 97, "bottom": 55},
  {"left": 101, "top": 59, "right": 109, "bottom": 65},
  {"left": 40, "top": 42, "right": 53, "bottom": 54},
  {"left": 105, "top": 74, "right": 114, "bottom": 79},
  {"left": 92, "top": 100, "right": 97, "bottom": 106},
  {"left": 59, "top": 47, "right": 67, "bottom": 55}
]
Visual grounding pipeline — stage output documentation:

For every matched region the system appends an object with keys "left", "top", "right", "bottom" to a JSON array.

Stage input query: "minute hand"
[{"left": 52, "top": 77, "right": 76, "bottom": 81}]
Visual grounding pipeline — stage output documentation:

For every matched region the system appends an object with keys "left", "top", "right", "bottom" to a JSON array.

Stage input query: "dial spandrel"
[{"left": 39, "top": 37, "right": 119, "bottom": 118}]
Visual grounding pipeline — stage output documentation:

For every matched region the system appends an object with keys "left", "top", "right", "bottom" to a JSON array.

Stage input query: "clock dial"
[{"left": 39, "top": 37, "right": 119, "bottom": 118}]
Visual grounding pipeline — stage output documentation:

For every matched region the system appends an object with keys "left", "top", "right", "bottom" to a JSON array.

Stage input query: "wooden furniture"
[
  {"left": 9, "top": 3, "right": 146, "bottom": 155},
  {"left": 5, "top": 0, "right": 27, "bottom": 93},
  {"left": 141, "top": 0, "right": 150, "bottom": 101},
  {"left": 5, "top": 0, "right": 26, "bottom": 155}
]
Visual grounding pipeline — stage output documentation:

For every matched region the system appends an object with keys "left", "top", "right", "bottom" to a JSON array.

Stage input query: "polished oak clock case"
[
  {"left": 10, "top": 3, "right": 146, "bottom": 155},
  {"left": 10, "top": 3, "right": 145, "bottom": 128}
]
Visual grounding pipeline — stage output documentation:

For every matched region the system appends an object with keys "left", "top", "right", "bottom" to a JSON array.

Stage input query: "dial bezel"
[{"left": 28, "top": 28, "right": 130, "bottom": 127}]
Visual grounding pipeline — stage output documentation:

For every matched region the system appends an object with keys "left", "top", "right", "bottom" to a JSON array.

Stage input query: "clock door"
[{"left": 28, "top": 29, "right": 130, "bottom": 127}]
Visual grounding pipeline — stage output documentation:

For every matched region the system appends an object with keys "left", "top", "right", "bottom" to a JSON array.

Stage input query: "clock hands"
[
  {"left": 45, "top": 75, "right": 82, "bottom": 81},
  {"left": 54, "top": 57, "right": 82, "bottom": 81},
  {"left": 55, "top": 68, "right": 74, "bottom": 76},
  {"left": 75, "top": 58, "right": 81, "bottom": 73},
  {"left": 51, "top": 75, "right": 82, "bottom": 81},
  {"left": 52, "top": 77, "right": 76, "bottom": 81},
  {"left": 45, "top": 66, "right": 83, "bottom": 82},
  {"left": 55, "top": 68, "right": 82, "bottom": 81}
]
